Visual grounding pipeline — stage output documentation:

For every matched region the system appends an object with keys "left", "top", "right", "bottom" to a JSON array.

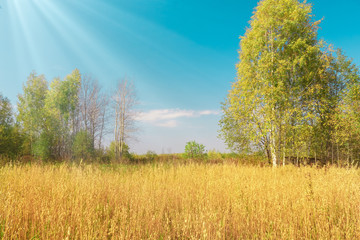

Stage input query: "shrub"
[
  {"left": 146, "top": 150, "right": 158, "bottom": 161},
  {"left": 183, "top": 141, "right": 206, "bottom": 159},
  {"left": 72, "top": 130, "right": 94, "bottom": 160},
  {"left": 207, "top": 149, "right": 222, "bottom": 160},
  {"left": 107, "top": 141, "right": 131, "bottom": 162}
]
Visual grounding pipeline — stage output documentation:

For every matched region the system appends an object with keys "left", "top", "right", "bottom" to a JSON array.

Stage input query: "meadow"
[{"left": 1, "top": 162, "right": 360, "bottom": 239}]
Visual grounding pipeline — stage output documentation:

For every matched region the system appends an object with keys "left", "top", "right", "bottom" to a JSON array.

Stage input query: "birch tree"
[
  {"left": 220, "top": 0, "right": 323, "bottom": 166},
  {"left": 112, "top": 79, "right": 138, "bottom": 160},
  {"left": 45, "top": 69, "right": 81, "bottom": 159},
  {"left": 329, "top": 50, "right": 360, "bottom": 164},
  {"left": 17, "top": 72, "right": 48, "bottom": 154},
  {"left": 220, "top": 0, "right": 360, "bottom": 166},
  {"left": 79, "top": 75, "right": 109, "bottom": 150}
]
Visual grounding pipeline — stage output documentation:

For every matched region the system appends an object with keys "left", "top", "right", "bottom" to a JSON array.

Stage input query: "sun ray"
[
  {"left": 5, "top": 0, "right": 207, "bottom": 87},
  {"left": 6, "top": 0, "right": 38, "bottom": 73},
  {"left": 32, "top": 0, "right": 129, "bottom": 75},
  {"left": 59, "top": 0, "right": 205, "bottom": 77}
]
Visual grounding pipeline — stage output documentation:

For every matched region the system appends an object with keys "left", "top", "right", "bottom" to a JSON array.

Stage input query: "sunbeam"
[
  {"left": 62, "top": 0, "right": 209, "bottom": 78},
  {"left": 7, "top": 0, "right": 41, "bottom": 71},
  {"left": 31, "top": 0, "right": 126, "bottom": 75},
  {"left": 4, "top": 0, "right": 210, "bottom": 85}
]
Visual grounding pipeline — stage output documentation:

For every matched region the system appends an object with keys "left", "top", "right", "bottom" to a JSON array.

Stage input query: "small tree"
[{"left": 184, "top": 141, "right": 206, "bottom": 159}]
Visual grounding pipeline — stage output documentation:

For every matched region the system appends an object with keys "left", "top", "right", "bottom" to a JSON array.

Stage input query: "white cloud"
[
  {"left": 137, "top": 109, "right": 195, "bottom": 122},
  {"left": 199, "top": 110, "right": 220, "bottom": 116},
  {"left": 136, "top": 109, "right": 219, "bottom": 128},
  {"left": 155, "top": 120, "right": 178, "bottom": 128}
]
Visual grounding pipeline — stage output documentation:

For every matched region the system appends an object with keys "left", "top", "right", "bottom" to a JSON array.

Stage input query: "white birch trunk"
[{"left": 270, "top": 125, "right": 277, "bottom": 167}]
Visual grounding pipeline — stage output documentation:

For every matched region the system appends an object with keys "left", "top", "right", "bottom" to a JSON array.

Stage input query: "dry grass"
[{"left": 1, "top": 163, "right": 360, "bottom": 239}]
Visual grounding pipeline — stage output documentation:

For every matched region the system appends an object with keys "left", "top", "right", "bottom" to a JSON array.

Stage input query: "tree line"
[
  {"left": 220, "top": 0, "right": 360, "bottom": 166},
  {"left": 0, "top": 69, "right": 138, "bottom": 161}
]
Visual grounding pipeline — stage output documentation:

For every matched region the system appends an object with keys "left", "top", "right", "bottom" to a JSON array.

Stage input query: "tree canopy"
[{"left": 220, "top": 0, "right": 360, "bottom": 166}]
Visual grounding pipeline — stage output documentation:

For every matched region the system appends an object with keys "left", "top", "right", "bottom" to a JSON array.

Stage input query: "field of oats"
[{"left": 1, "top": 163, "right": 360, "bottom": 239}]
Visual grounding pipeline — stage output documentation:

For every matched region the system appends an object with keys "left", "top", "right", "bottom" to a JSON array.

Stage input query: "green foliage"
[
  {"left": 219, "top": 101, "right": 252, "bottom": 154},
  {"left": 327, "top": 50, "right": 360, "bottom": 163},
  {"left": 32, "top": 132, "right": 53, "bottom": 160},
  {"left": 46, "top": 69, "right": 80, "bottom": 124},
  {"left": 221, "top": 0, "right": 324, "bottom": 166},
  {"left": 72, "top": 130, "right": 94, "bottom": 160},
  {"left": 17, "top": 72, "right": 48, "bottom": 147},
  {"left": 145, "top": 150, "right": 158, "bottom": 161},
  {"left": 0, "top": 93, "right": 13, "bottom": 127},
  {"left": 16, "top": 69, "right": 82, "bottom": 160},
  {"left": 183, "top": 141, "right": 206, "bottom": 159},
  {"left": 207, "top": 149, "right": 222, "bottom": 160},
  {"left": 107, "top": 141, "right": 131, "bottom": 161},
  {"left": 0, "top": 94, "right": 14, "bottom": 156},
  {"left": 0, "top": 93, "right": 24, "bottom": 158},
  {"left": 45, "top": 69, "right": 81, "bottom": 159},
  {"left": 220, "top": 0, "right": 360, "bottom": 165}
]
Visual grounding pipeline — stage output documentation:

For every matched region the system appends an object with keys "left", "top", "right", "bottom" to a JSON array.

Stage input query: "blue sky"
[{"left": 1, "top": 0, "right": 360, "bottom": 154}]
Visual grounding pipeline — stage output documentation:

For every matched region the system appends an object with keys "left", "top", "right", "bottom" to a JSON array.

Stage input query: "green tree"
[
  {"left": 1, "top": 93, "right": 15, "bottom": 156},
  {"left": 45, "top": 69, "right": 81, "bottom": 159},
  {"left": 17, "top": 69, "right": 82, "bottom": 160},
  {"left": 329, "top": 50, "right": 360, "bottom": 164},
  {"left": 221, "top": 0, "right": 360, "bottom": 166},
  {"left": 0, "top": 93, "right": 24, "bottom": 158},
  {"left": 0, "top": 94, "right": 12, "bottom": 127},
  {"left": 221, "top": 0, "right": 323, "bottom": 166},
  {"left": 17, "top": 72, "right": 48, "bottom": 154},
  {"left": 184, "top": 141, "right": 206, "bottom": 159}
]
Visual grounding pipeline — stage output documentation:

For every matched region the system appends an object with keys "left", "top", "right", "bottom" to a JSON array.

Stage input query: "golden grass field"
[{"left": 1, "top": 163, "right": 360, "bottom": 239}]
